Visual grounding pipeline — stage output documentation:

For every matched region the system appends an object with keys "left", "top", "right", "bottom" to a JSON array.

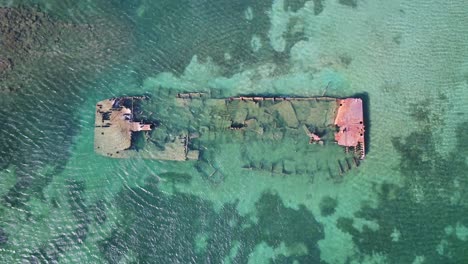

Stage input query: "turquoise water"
[{"left": 1, "top": 0, "right": 468, "bottom": 263}]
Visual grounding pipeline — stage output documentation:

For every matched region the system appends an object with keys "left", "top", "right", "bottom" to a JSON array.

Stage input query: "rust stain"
[{"left": 334, "top": 98, "right": 365, "bottom": 159}]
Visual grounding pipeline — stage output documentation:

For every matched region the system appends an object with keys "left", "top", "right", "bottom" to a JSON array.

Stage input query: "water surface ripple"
[{"left": 1, "top": 0, "right": 468, "bottom": 263}]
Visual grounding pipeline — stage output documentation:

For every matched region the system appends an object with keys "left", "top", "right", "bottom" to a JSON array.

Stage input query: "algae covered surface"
[{"left": 0, "top": 0, "right": 468, "bottom": 263}]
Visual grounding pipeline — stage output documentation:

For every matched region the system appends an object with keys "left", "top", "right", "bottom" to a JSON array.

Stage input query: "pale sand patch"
[{"left": 267, "top": 0, "right": 289, "bottom": 52}]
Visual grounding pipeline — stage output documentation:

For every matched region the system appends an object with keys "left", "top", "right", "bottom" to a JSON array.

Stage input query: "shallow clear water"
[{"left": 0, "top": 0, "right": 467, "bottom": 263}]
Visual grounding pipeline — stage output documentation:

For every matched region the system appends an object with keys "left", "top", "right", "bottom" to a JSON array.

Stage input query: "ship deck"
[{"left": 94, "top": 93, "right": 366, "bottom": 176}]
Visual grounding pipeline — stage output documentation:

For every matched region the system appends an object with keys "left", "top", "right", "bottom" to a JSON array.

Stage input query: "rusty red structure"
[{"left": 334, "top": 98, "right": 365, "bottom": 159}]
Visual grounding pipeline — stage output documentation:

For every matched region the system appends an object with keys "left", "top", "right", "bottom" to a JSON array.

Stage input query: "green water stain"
[
  {"left": 284, "top": 0, "right": 324, "bottom": 15},
  {"left": 338, "top": 54, "right": 352, "bottom": 67},
  {"left": 283, "top": 0, "right": 307, "bottom": 12},
  {"left": 2, "top": 166, "right": 59, "bottom": 209},
  {"left": 313, "top": 0, "right": 325, "bottom": 15},
  {"left": 27, "top": 178, "right": 109, "bottom": 262},
  {"left": 338, "top": 0, "right": 357, "bottom": 8},
  {"left": 337, "top": 181, "right": 468, "bottom": 263},
  {"left": 337, "top": 107, "right": 468, "bottom": 263},
  {"left": 99, "top": 184, "right": 218, "bottom": 263},
  {"left": 409, "top": 99, "right": 437, "bottom": 123},
  {"left": 0, "top": 1, "right": 135, "bottom": 213},
  {"left": 128, "top": 0, "right": 277, "bottom": 78},
  {"left": 283, "top": 17, "right": 308, "bottom": 55},
  {"left": 319, "top": 196, "right": 337, "bottom": 217},
  {"left": 99, "top": 179, "right": 325, "bottom": 263},
  {"left": 247, "top": 191, "right": 324, "bottom": 263}
]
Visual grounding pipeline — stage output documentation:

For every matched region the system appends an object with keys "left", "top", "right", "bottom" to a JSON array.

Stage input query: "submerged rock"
[
  {"left": 0, "top": 5, "right": 134, "bottom": 93},
  {"left": 319, "top": 196, "right": 338, "bottom": 216}
]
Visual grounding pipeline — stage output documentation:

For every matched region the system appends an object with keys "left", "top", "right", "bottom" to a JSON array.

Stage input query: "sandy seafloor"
[{"left": 0, "top": 0, "right": 468, "bottom": 263}]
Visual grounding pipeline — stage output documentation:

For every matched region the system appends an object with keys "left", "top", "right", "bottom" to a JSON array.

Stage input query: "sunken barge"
[{"left": 94, "top": 93, "right": 366, "bottom": 172}]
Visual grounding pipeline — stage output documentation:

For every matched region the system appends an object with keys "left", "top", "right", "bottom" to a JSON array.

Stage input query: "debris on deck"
[{"left": 94, "top": 97, "right": 153, "bottom": 157}]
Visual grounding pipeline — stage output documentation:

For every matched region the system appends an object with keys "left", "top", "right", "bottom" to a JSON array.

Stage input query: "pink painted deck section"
[
  {"left": 130, "top": 122, "right": 152, "bottom": 132},
  {"left": 334, "top": 98, "right": 365, "bottom": 158}
]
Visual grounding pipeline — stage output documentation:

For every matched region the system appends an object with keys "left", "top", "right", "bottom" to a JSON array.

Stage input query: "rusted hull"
[{"left": 94, "top": 94, "right": 366, "bottom": 163}]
